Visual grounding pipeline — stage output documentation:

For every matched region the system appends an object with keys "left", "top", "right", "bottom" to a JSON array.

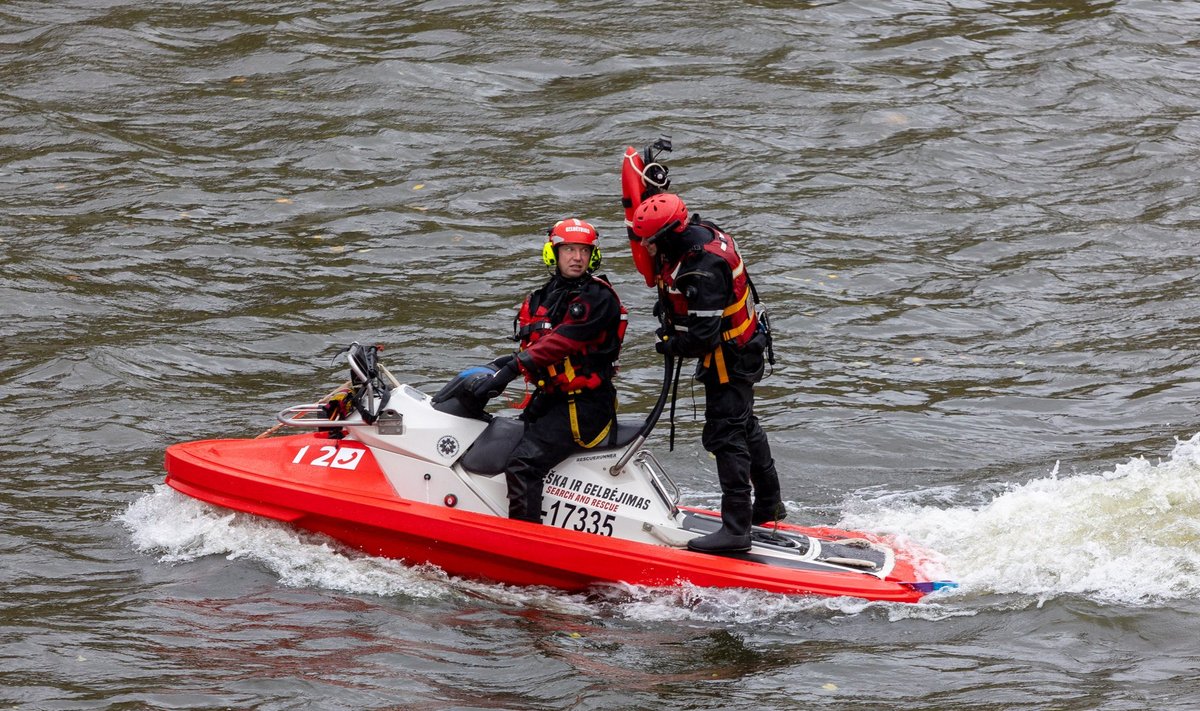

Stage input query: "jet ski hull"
[{"left": 165, "top": 433, "right": 931, "bottom": 603}]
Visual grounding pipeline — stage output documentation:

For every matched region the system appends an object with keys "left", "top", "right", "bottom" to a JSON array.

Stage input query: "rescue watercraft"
[{"left": 164, "top": 344, "right": 952, "bottom": 603}]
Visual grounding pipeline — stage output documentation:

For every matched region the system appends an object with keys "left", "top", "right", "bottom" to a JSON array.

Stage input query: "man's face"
[{"left": 557, "top": 243, "right": 591, "bottom": 278}]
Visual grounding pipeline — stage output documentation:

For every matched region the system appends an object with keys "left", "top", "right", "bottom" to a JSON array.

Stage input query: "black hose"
[
  {"left": 636, "top": 352, "right": 676, "bottom": 440},
  {"left": 667, "top": 357, "right": 682, "bottom": 452}
]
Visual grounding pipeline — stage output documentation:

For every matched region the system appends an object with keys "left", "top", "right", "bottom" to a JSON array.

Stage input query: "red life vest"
[
  {"left": 658, "top": 225, "right": 758, "bottom": 383},
  {"left": 514, "top": 275, "right": 628, "bottom": 394}
]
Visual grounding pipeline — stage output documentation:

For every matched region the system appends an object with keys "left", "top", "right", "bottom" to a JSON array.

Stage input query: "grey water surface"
[{"left": 3, "top": 1, "right": 1200, "bottom": 709}]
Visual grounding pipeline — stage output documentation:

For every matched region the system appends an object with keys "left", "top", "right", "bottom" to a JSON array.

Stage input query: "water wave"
[{"left": 843, "top": 432, "right": 1200, "bottom": 605}]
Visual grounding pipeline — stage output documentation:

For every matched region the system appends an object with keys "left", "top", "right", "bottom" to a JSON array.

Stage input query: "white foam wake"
[
  {"left": 121, "top": 484, "right": 455, "bottom": 599},
  {"left": 841, "top": 433, "right": 1200, "bottom": 605},
  {"left": 120, "top": 485, "right": 598, "bottom": 613}
]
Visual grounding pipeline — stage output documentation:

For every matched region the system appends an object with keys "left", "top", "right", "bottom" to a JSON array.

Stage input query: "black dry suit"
[
  {"left": 657, "top": 218, "right": 782, "bottom": 542},
  {"left": 505, "top": 272, "right": 625, "bottom": 522}
]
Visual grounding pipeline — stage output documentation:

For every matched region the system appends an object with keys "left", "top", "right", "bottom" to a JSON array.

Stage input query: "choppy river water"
[{"left": 4, "top": 1, "right": 1200, "bottom": 709}]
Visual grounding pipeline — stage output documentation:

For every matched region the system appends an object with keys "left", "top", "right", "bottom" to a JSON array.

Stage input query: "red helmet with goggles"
[
  {"left": 631, "top": 193, "right": 689, "bottom": 241},
  {"left": 543, "top": 218, "right": 602, "bottom": 271}
]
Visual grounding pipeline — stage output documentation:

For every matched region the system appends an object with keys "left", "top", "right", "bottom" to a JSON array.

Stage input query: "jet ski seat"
[{"left": 459, "top": 416, "right": 644, "bottom": 476}]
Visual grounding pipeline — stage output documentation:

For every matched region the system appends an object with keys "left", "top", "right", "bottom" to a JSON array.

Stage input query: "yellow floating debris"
[
  {"left": 911, "top": 357, "right": 924, "bottom": 364},
  {"left": 275, "top": 198, "right": 293, "bottom": 204},
  {"left": 413, "top": 183, "right": 425, "bottom": 190},
  {"left": 822, "top": 683, "right": 838, "bottom": 691}
]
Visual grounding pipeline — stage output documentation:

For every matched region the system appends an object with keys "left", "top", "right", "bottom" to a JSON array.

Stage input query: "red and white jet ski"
[{"left": 164, "top": 344, "right": 953, "bottom": 603}]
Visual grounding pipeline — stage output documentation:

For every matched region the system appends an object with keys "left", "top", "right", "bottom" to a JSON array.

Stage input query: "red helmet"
[
  {"left": 631, "top": 193, "right": 689, "bottom": 240},
  {"left": 543, "top": 218, "right": 602, "bottom": 271}
]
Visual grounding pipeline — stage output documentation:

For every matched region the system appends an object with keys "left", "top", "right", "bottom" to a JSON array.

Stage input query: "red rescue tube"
[
  {"left": 621, "top": 146, "right": 646, "bottom": 221},
  {"left": 621, "top": 146, "right": 656, "bottom": 287}
]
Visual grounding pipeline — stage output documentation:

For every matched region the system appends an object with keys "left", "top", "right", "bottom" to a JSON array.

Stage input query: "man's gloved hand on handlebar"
[{"left": 469, "top": 354, "right": 520, "bottom": 401}]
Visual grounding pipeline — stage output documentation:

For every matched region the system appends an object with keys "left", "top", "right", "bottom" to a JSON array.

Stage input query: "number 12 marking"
[{"left": 291, "top": 445, "right": 365, "bottom": 470}]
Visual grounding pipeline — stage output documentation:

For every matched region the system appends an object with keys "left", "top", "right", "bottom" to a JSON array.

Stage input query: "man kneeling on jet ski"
[{"left": 467, "top": 219, "right": 628, "bottom": 523}]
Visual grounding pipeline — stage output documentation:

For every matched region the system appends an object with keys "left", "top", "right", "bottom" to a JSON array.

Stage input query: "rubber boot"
[
  {"left": 688, "top": 496, "right": 752, "bottom": 553},
  {"left": 751, "top": 501, "right": 786, "bottom": 527},
  {"left": 687, "top": 526, "right": 752, "bottom": 553},
  {"left": 747, "top": 425, "right": 783, "bottom": 526}
]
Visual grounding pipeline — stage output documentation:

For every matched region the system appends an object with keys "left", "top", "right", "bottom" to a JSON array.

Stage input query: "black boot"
[
  {"left": 688, "top": 495, "right": 752, "bottom": 553},
  {"left": 687, "top": 526, "right": 752, "bottom": 553},
  {"left": 747, "top": 419, "right": 783, "bottom": 527},
  {"left": 751, "top": 501, "right": 786, "bottom": 526}
]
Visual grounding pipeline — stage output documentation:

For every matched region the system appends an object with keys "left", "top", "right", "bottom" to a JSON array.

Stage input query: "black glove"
[
  {"left": 470, "top": 355, "right": 520, "bottom": 400},
  {"left": 654, "top": 327, "right": 675, "bottom": 355}
]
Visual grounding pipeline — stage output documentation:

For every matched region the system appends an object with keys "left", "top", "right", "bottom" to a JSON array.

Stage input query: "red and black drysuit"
[
  {"left": 505, "top": 272, "right": 625, "bottom": 522},
  {"left": 655, "top": 218, "right": 782, "bottom": 537}
]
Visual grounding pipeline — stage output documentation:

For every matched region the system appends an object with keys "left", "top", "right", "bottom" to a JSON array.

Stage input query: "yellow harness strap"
[
  {"left": 701, "top": 347, "right": 731, "bottom": 384},
  {"left": 720, "top": 288, "right": 754, "bottom": 342},
  {"left": 568, "top": 397, "right": 613, "bottom": 449},
  {"left": 546, "top": 358, "right": 575, "bottom": 389},
  {"left": 723, "top": 280, "right": 750, "bottom": 318}
]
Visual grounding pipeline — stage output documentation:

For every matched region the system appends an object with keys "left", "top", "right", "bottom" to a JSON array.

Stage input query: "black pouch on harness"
[
  {"left": 727, "top": 336, "right": 767, "bottom": 383},
  {"left": 744, "top": 328, "right": 768, "bottom": 357}
]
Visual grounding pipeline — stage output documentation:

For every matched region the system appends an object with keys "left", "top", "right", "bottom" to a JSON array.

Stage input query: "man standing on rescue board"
[
  {"left": 467, "top": 219, "right": 626, "bottom": 523},
  {"left": 630, "top": 193, "right": 784, "bottom": 554}
]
